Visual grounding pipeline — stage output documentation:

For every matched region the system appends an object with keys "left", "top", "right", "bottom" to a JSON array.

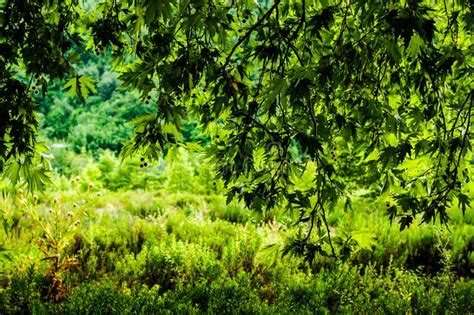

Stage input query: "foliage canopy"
[{"left": 1, "top": 0, "right": 473, "bottom": 257}]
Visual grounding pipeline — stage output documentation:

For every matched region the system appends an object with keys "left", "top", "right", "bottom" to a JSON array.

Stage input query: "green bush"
[{"left": 1, "top": 148, "right": 473, "bottom": 313}]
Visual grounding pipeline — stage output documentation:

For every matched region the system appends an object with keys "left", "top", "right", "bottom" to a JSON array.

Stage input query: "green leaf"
[
  {"left": 252, "top": 147, "right": 267, "bottom": 171},
  {"left": 458, "top": 193, "right": 470, "bottom": 216},
  {"left": 63, "top": 76, "right": 96, "bottom": 101},
  {"left": 79, "top": 76, "right": 97, "bottom": 96},
  {"left": 399, "top": 215, "right": 413, "bottom": 231}
]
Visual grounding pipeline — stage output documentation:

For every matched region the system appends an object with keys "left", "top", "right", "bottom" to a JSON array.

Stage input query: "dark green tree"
[{"left": 1, "top": 0, "right": 473, "bottom": 258}]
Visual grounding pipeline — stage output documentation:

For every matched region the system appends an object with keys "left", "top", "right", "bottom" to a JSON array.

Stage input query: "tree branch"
[{"left": 222, "top": 0, "right": 281, "bottom": 70}]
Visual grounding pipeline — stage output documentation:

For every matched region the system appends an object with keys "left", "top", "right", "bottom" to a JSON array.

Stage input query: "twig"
[
  {"left": 320, "top": 201, "right": 336, "bottom": 258},
  {"left": 222, "top": 0, "right": 281, "bottom": 70}
]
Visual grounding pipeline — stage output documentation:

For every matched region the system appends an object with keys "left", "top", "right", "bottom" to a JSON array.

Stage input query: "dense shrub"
[{"left": 0, "top": 150, "right": 473, "bottom": 313}]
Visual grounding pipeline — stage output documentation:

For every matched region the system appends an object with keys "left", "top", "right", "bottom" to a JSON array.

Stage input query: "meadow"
[{"left": 1, "top": 149, "right": 473, "bottom": 314}]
